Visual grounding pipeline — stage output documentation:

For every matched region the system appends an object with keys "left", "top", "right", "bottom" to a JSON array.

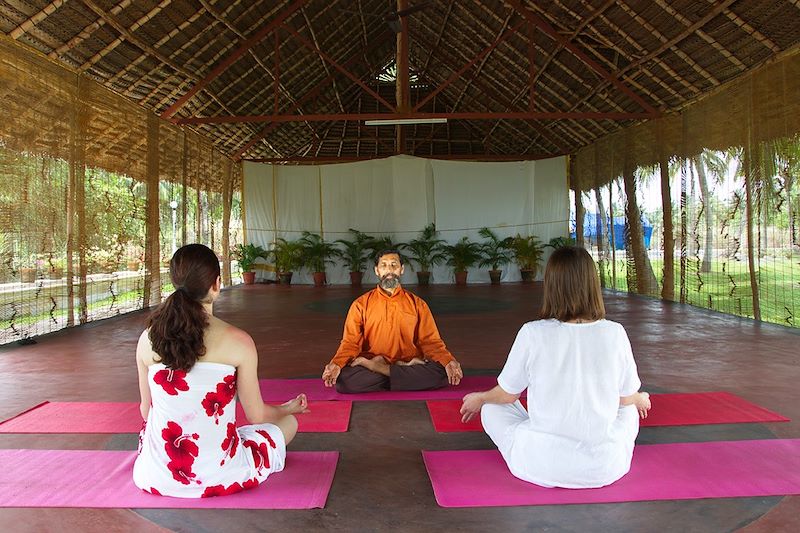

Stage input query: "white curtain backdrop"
[{"left": 243, "top": 155, "right": 568, "bottom": 284}]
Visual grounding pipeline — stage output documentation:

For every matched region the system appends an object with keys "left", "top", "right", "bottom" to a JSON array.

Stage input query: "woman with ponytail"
[{"left": 133, "top": 244, "right": 307, "bottom": 498}]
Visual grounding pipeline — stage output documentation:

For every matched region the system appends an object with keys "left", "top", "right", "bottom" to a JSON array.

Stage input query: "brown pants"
[{"left": 335, "top": 361, "right": 448, "bottom": 394}]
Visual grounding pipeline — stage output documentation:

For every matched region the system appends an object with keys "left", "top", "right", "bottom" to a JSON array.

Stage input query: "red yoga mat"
[
  {"left": 426, "top": 392, "right": 790, "bottom": 432},
  {"left": 423, "top": 439, "right": 800, "bottom": 507},
  {"left": 258, "top": 375, "right": 498, "bottom": 401},
  {"left": 0, "top": 400, "right": 352, "bottom": 433},
  {"left": 0, "top": 449, "right": 337, "bottom": 509}
]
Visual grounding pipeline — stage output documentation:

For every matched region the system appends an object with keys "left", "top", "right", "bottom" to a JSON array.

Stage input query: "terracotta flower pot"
[
  {"left": 279, "top": 271, "right": 293, "bottom": 285},
  {"left": 349, "top": 271, "right": 363, "bottom": 287},
  {"left": 312, "top": 271, "right": 327, "bottom": 287},
  {"left": 242, "top": 271, "right": 256, "bottom": 285},
  {"left": 454, "top": 271, "right": 468, "bottom": 285},
  {"left": 520, "top": 269, "right": 536, "bottom": 282},
  {"left": 417, "top": 271, "right": 431, "bottom": 286},
  {"left": 489, "top": 270, "right": 502, "bottom": 285}
]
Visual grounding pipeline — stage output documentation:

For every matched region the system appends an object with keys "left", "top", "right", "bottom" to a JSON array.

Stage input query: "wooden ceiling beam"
[
  {"left": 504, "top": 0, "right": 658, "bottom": 115},
  {"left": 231, "top": 30, "right": 394, "bottom": 160},
  {"left": 179, "top": 111, "right": 656, "bottom": 126},
  {"left": 9, "top": 0, "right": 66, "bottom": 39},
  {"left": 301, "top": 9, "right": 345, "bottom": 113},
  {"left": 602, "top": 0, "right": 736, "bottom": 86},
  {"left": 618, "top": 1, "right": 720, "bottom": 86},
  {"left": 161, "top": 0, "right": 308, "bottom": 119},
  {"left": 244, "top": 153, "right": 552, "bottom": 164},
  {"left": 582, "top": 6, "right": 696, "bottom": 99},
  {"left": 79, "top": 0, "right": 176, "bottom": 74},
  {"left": 529, "top": 0, "right": 615, "bottom": 97},
  {"left": 49, "top": 0, "right": 132, "bottom": 59},
  {"left": 415, "top": 16, "right": 521, "bottom": 112},
  {"left": 280, "top": 22, "right": 395, "bottom": 112},
  {"left": 419, "top": 0, "right": 456, "bottom": 80},
  {"left": 199, "top": 0, "right": 318, "bottom": 139},
  {"left": 722, "top": 6, "right": 780, "bottom": 53}
]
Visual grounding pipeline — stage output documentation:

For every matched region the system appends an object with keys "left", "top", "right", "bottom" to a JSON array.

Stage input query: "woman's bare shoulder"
[{"left": 203, "top": 317, "right": 257, "bottom": 366}]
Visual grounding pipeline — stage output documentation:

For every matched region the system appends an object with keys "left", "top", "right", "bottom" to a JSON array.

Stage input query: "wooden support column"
[
  {"left": 144, "top": 113, "right": 161, "bottom": 307},
  {"left": 395, "top": 0, "right": 409, "bottom": 153},
  {"left": 658, "top": 123, "right": 675, "bottom": 301},
  {"left": 68, "top": 75, "right": 89, "bottom": 324}
]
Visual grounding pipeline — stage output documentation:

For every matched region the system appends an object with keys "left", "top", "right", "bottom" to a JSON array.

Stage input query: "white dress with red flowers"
[{"left": 133, "top": 362, "right": 286, "bottom": 498}]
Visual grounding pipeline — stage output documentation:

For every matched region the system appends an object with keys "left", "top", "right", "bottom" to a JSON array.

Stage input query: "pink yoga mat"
[
  {"left": 0, "top": 449, "right": 337, "bottom": 509},
  {"left": 426, "top": 392, "right": 789, "bottom": 432},
  {"left": 423, "top": 439, "right": 800, "bottom": 507},
  {"left": 0, "top": 400, "right": 352, "bottom": 433},
  {"left": 258, "top": 375, "right": 498, "bottom": 401}
]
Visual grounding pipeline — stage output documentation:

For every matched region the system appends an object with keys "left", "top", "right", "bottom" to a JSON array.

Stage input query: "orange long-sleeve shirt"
[{"left": 329, "top": 286, "right": 455, "bottom": 368}]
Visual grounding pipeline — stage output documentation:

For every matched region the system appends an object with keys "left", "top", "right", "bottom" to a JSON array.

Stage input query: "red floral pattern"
[
  {"left": 153, "top": 368, "right": 189, "bottom": 395},
  {"left": 220, "top": 422, "right": 239, "bottom": 466},
  {"left": 201, "top": 373, "right": 237, "bottom": 424},
  {"left": 243, "top": 439, "right": 271, "bottom": 473},
  {"left": 255, "top": 429, "right": 277, "bottom": 449},
  {"left": 161, "top": 421, "right": 200, "bottom": 485}
]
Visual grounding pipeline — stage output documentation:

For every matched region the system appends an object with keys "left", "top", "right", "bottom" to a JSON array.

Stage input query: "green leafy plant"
[
  {"left": 270, "top": 238, "right": 305, "bottom": 274},
  {"left": 298, "top": 232, "right": 341, "bottom": 273},
  {"left": 366, "top": 235, "right": 406, "bottom": 263},
  {"left": 511, "top": 234, "right": 545, "bottom": 275},
  {"left": 478, "top": 227, "right": 514, "bottom": 270},
  {"left": 232, "top": 243, "right": 269, "bottom": 272},
  {"left": 402, "top": 223, "right": 447, "bottom": 272},
  {"left": 335, "top": 229, "right": 373, "bottom": 273},
  {"left": 443, "top": 236, "right": 483, "bottom": 273},
  {"left": 546, "top": 236, "right": 577, "bottom": 249}
]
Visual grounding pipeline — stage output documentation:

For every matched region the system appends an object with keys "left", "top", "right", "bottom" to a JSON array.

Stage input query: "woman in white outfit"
[
  {"left": 133, "top": 244, "right": 308, "bottom": 498},
  {"left": 460, "top": 246, "right": 651, "bottom": 489}
]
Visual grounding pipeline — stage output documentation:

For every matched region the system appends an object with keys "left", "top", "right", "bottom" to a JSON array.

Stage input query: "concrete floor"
[{"left": 0, "top": 282, "right": 798, "bottom": 532}]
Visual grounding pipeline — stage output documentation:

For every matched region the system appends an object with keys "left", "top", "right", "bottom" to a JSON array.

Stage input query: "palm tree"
[
  {"left": 402, "top": 223, "right": 446, "bottom": 286},
  {"left": 335, "top": 229, "right": 372, "bottom": 286},
  {"left": 623, "top": 166, "right": 659, "bottom": 296},
  {"left": 298, "top": 231, "right": 341, "bottom": 286},
  {"left": 443, "top": 236, "right": 482, "bottom": 285},
  {"left": 478, "top": 227, "right": 513, "bottom": 284}
]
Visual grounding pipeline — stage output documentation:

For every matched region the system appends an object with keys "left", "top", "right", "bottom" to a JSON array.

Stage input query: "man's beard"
[{"left": 379, "top": 273, "right": 400, "bottom": 290}]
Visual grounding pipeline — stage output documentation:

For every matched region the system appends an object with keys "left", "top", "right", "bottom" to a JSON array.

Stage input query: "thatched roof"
[{"left": 2, "top": 0, "right": 799, "bottom": 164}]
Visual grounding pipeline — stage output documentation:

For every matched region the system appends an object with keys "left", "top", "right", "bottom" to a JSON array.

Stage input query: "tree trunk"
[
  {"left": 623, "top": 168, "right": 659, "bottom": 296},
  {"left": 595, "top": 186, "right": 608, "bottom": 288},
  {"left": 660, "top": 154, "right": 675, "bottom": 300},
  {"left": 694, "top": 156, "right": 714, "bottom": 273},
  {"left": 574, "top": 190, "right": 585, "bottom": 248},
  {"left": 743, "top": 145, "right": 762, "bottom": 321}
]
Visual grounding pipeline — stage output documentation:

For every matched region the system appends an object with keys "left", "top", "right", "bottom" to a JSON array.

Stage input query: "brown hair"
[
  {"left": 147, "top": 244, "right": 221, "bottom": 371},
  {"left": 539, "top": 246, "right": 605, "bottom": 322}
]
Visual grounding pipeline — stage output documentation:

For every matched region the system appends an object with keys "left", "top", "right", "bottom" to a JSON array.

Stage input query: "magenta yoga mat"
[
  {"left": 0, "top": 400, "right": 352, "bottom": 433},
  {"left": 0, "top": 449, "right": 338, "bottom": 509},
  {"left": 426, "top": 391, "right": 790, "bottom": 432},
  {"left": 422, "top": 439, "right": 800, "bottom": 507},
  {"left": 258, "top": 375, "right": 498, "bottom": 401}
]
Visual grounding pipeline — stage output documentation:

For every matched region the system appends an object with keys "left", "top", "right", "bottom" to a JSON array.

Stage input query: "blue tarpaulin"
[{"left": 571, "top": 213, "right": 653, "bottom": 250}]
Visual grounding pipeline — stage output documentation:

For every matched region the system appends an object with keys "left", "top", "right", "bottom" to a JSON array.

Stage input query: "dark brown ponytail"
[{"left": 147, "top": 244, "right": 221, "bottom": 371}]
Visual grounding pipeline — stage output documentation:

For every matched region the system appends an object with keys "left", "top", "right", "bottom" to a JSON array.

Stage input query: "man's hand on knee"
[
  {"left": 322, "top": 363, "right": 341, "bottom": 387},
  {"left": 445, "top": 360, "right": 463, "bottom": 386}
]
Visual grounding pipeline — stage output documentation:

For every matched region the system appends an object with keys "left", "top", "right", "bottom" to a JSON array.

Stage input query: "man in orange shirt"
[{"left": 321, "top": 250, "right": 463, "bottom": 393}]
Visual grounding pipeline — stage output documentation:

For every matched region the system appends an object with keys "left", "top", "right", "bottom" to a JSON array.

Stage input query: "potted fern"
[
  {"left": 299, "top": 231, "right": 341, "bottom": 287},
  {"left": 335, "top": 229, "right": 372, "bottom": 287},
  {"left": 478, "top": 227, "right": 513, "bottom": 285},
  {"left": 443, "top": 236, "right": 482, "bottom": 285},
  {"left": 232, "top": 243, "right": 269, "bottom": 285},
  {"left": 511, "top": 234, "right": 545, "bottom": 282},
  {"left": 402, "top": 223, "right": 447, "bottom": 286},
  {"left": 271, "top": 238, "right": 304, "bottom": 285}
]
